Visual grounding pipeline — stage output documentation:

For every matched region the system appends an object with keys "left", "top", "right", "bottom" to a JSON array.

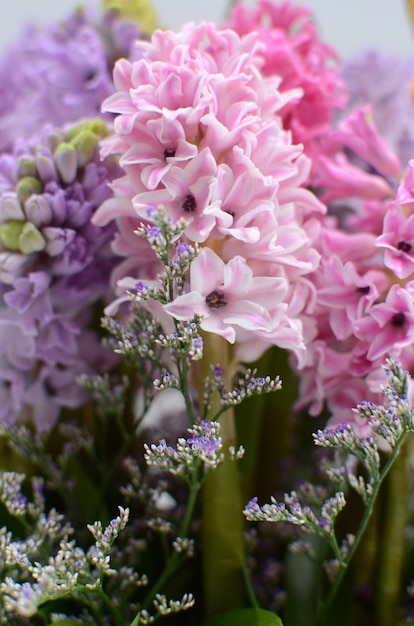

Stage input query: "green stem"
[
  {"left": 129, "top": 474, "right": 200, "bottom": 626},
  {"left": 314, "top": 430, "right": 412, "bottom": 626},
  {"left": 200, "top": 333, "right": 247, "bottom": 617},
  {"left": 243, "top": 565, "right": 260, "bottom": 609},
  {"left": 374, "top": 437, "right": 410, "bottom": 626},
  {"left": 178, "top": 348, "right": 197, "bottom": 424},
  {"left": 95, "top": 587, "right": 125, "bottom": 626}
]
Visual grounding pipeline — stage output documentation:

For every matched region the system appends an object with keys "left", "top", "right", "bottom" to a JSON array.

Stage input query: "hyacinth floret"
[{"left": 291, "top": 67, "right": 414, "bottom": 432}]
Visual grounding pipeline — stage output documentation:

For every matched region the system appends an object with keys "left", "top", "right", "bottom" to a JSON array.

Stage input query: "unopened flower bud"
[
  {"left": 35, "top": 149, "right": 58, "bottom": 184},
  {"left": 71, "top": 131, "right": 99, "bottom": 167},
  {"left": 66, "top": 118, "right": 109, "bottom": 141},
  {"left": 0, "top": 194, "right": 25, "bottom": 222},
  {"left": 18, "top": 222, "right": 46, "bottom": 254},
  {"left": 25, "top": 195, "right": 53, "bottom": 227},
  {"left": 16, "top": 157, "right": 37, "bottom": 179},
  {"left": 0, "top": 220, "right": 25, "bottom": 250},
  {"left": 54, "top": 142, "right": 78, "bottom": 184},
  {"left": 16, "top": 176, "right": 42, "bottom": 205}
]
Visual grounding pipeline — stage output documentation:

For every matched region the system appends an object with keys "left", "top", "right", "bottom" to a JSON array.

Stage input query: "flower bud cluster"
[
  {"left": 155, "top": 319, "right": 204, "bottom": 362},
  {"left": 244, "top": 490, "right": 346, "bottom": 542},
  {"left": 1, "top": 504, "right": 130, "bottom": 619},
  {"left": 138, "top": 593, "right": 195, "bottom": 624},
  {"left": 87, "top": 506, "right": 130, "bottom": 578},
  {"left": 221, "top": 369, "right": 282, "bottom": 407},
  {"left": 144, "top": 420, "right": 244, "bottom": 479}
]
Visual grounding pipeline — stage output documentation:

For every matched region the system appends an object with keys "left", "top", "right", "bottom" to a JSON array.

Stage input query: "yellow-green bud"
[
  {"left": 102, "top": 0, "right": 159, "bottom": 34},
  {"left": 0, "top": 220, "right": 25, "bottom": 250},
  {"left": 66, "top": 118, "right": 109, "bottom": 142},
  {"left": 17, "top": 158, "right": 37, "bottom": 179},
  {"left": 54, "top": 142, "right": 78, "bottom": 185},
  {"left": 71, "top": 130, "right": 99, "bottom": 167},
  {"left": 18, "top": 222, "right": 46, "bottom": 254},
  {"left": 16, "top": 176, "right": 42, "bottom": 205}
]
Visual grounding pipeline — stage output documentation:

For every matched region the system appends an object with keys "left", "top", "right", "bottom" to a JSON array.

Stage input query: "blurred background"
[{"left": 1, "top": 0, "right": 414, "bottom": 58}]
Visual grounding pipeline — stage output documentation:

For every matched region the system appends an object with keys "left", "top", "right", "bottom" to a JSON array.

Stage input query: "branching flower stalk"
[
  {"left": 244, "top": 359, "right": 414, "bottom": 626},
  {"left": 130, "top": 420, "right": 244, "bottom": 625},
  {"left": 121, "top": 208, "right": 282, "bottom": 619}
]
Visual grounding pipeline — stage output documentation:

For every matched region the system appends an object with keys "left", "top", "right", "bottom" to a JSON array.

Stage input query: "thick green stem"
[
  {"left": 374, "top": 437, "right": 410, "bottom": 626},
  {"left": 200, "top": 333, "right": 247, "bottom": 616}
]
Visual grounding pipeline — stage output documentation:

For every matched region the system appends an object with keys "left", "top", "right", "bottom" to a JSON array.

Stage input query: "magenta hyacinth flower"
[{"left": 225, "top": 0, "right": 347, "bottom": 162}]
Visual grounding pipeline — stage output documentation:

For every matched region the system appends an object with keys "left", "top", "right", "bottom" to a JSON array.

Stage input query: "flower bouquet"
[{"left": 1, "top": 1, "right": 414, "bottom": 625}]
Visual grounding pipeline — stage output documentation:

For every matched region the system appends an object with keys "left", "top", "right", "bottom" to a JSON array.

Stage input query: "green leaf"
[
  {"left": 65, "top": 456, "right": 108, "bottom": 523},
  {"left": 201, "top": 607, "right": 283, "bottom": 626}
]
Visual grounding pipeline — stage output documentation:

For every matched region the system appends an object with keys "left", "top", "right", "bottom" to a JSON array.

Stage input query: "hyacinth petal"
[
  {"left": 314, "top": 154, "right": 393, "bottom": 200},
  {"left": 222, "top": 256, "right": 253, "bottom": 295},
  {"left": 221, "top": 300, "right": 274, "bottom": 331},
  {"left": 333, "top": 105, "right": 402, "bottom": 179},
  {"left": 91, "top": 195, "right": 134, "bottom": 227},
  {"left": 163, "top": 292, "right": 207, "bottom": 320},
  {"left": 190, "top": 248, "right": 225, "bottom": 295}
]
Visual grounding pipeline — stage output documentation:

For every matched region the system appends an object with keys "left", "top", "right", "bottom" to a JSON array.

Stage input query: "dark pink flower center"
[
  {"left": 391, "top": 311, "right": 406, "bottom": 327},
  {"left": 163, "top": 148, "right": 176, "bottom": 161},
  {"left": 397, "top": 240, "right": 412, "bottom": 253},
  {"left": 206, "top": 290, "right": 227, "bottom": 309},
  {"left": 182, "top": 194, "right": 196, "bottom": 213}
]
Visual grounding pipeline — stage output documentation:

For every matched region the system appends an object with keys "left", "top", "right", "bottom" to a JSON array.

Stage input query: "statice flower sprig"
[
  {"left": 244, "top": 359, "right": 414, "bottom": 625},
  {"left": 1, "top": 499, "right": 130, "bottom": 622},
  {"left": 144, "top": 420, "right": 244, "bottom": 478},
  {"left": 0, "top": 415, "right": 200, "bottom": 625},
  {"left": 202, "top": 366, "right": 282, "bottom": 420}
]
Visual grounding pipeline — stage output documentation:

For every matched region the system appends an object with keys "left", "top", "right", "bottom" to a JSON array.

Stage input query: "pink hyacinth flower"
[
  {"left": 163, "top": 247, "right": 288, "bottom": 344},
  {"left": 353, "top": 284, "right": 414, "bottom": 361}
]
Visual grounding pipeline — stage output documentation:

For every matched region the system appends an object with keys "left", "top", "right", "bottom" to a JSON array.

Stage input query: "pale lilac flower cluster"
[
  {"left": 1, "top": 503, "right": 129, "bottom": 619},
  {"left": 0, "top": 7, "right": 141, "bottom": 151},
  {"left": 93, "top": 20, "right": 326, "bottom": 365},
  {"left": 144, "top": 420, "right": 244, "bottom": 477},
  {"left": 0, "top": 120, "right": 120, "bottom": 428},
  {"left": 138, "top": 593, "right": 196, "bottom": 625}
]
